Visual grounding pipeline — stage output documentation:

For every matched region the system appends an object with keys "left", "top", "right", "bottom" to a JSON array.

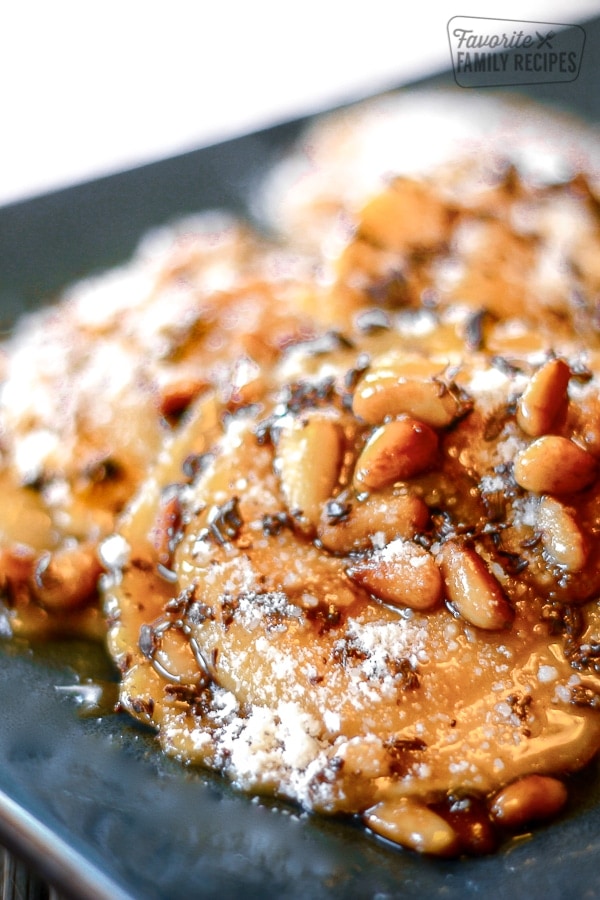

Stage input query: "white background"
[{"left": 1, "top": 0, "right": 600, "bottom": 206}]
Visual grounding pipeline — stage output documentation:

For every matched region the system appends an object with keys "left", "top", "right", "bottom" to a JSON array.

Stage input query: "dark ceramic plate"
[{"left": 2, "top": 29, "right": 600, "bottom": 898}]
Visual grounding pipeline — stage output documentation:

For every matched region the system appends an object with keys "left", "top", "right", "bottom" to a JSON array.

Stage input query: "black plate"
[
  {"left": 2, "top": 639, "right": 600, "bottom": 900},
  {"left": 2, "top": 24, "right": 600, "bottom": 898}
]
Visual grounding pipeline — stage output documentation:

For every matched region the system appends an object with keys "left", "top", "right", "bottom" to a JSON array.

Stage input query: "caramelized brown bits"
[
  {"left": 516, "top": 357, "right": 571, "bottom": 437},
  {"left": 483, "top": 402, "right": 516, "bottom": 443},
  {"left": 513, "top": 436, "right": 597, "bottom": 494},
  {"left": 439, "top": 542, "right": 514, "bottom": 631},
  {"left": 570, "top": 684, "right": 600, "bottom": 709},
  {"left": 158, "top": 378, "right": 208, "bottom": 422},
  {"left": 353, "top": 418, "right": 438, "bottom": 491},
  {"left": 203, "top": 497, "right": 244, "bottom": 545},
  {"left": 490, "top": 775, "right": 568, "bottom": 829}
]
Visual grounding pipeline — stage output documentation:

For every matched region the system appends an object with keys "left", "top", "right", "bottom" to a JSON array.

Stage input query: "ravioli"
[
  {"left": 0, "top": 216, "right": 317, "bottom": 637},
  {"left": 103, "top": 96, "right": 600, "bottom": 854}
]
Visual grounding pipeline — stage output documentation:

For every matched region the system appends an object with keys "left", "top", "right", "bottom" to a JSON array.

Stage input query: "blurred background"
[{"left": 2, "top": 0, "right": 600, "bottom": 207}]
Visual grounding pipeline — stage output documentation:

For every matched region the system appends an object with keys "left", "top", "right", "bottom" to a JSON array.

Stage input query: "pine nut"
[
  {"left": 274, "top": 415, "right": 343, "bottom": 531},
  {"left": 538, "top": 496, "right": 587, "bottom": 572},
  {"left": 516, "top": 358, "right": 570, "bottom": 437},
  {"left": 444, "top": 796, "right": 498, "bottom": 856},
  {"left": 364, "top": 798, "right": 460, "bottom": 856},
  {"left": 33, "top": 542, "right": 103, "bottom": 610},
  {"left": 317, "top": 490, "right": 429, "bottom": 554},
  {"left": 353, "top": 417, "right": 438, "bottom": 491},
  {"left": 490, "top": 775, "right": 567, "bottom": 829},
  {"left": 513, "top": 435, "right": 597, "bottom": 494},
  {"left": 347, "top": 538, "right": 442, "bottom": 611},
  {"left": 439, "top": 542, "right": 514, "bottom": 631},
  {"left": 352, "top": 355, "right": 468, "bottom": 428}
]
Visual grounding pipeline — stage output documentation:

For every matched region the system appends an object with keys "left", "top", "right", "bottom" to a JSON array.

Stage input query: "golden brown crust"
[{"left": 103, "top": 291, "right": 600, "bottom": 851}]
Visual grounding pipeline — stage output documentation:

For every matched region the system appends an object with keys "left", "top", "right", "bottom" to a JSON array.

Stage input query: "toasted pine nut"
[
  {"left": 352, "top": 355, "right": 468, "bottom": 428},
  {"left": 348, "top": 539, "right": 442, "bottom": 611},
  {"left": 516, "top": 358, "right": 570, "bottom": 437},
  {"left": 439, "top": 542, "right": 514, "bottom": 631},
  {"left": 317, "top": 490, "right": 429, "bottom": 554},
  {"left": 538, "top": 496, "right": 587, "bottom": 572},
  {"left": 513, "top": 435, "right": 597, "bottom": 494},
  {"left": 275, "top": 415, "right": 343, "bottom": 531},
  {"left": 353, "top": 417, "right": 438, "bottom": 491},
  {"left": 364, "top": 798, "right": 460, "bottom": 856},
  {"left": 490, "top": 775, "right": 567, "bottom": 829},
  {"left": 33, "top": 542, "right": 103, "bottom": 610}
]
